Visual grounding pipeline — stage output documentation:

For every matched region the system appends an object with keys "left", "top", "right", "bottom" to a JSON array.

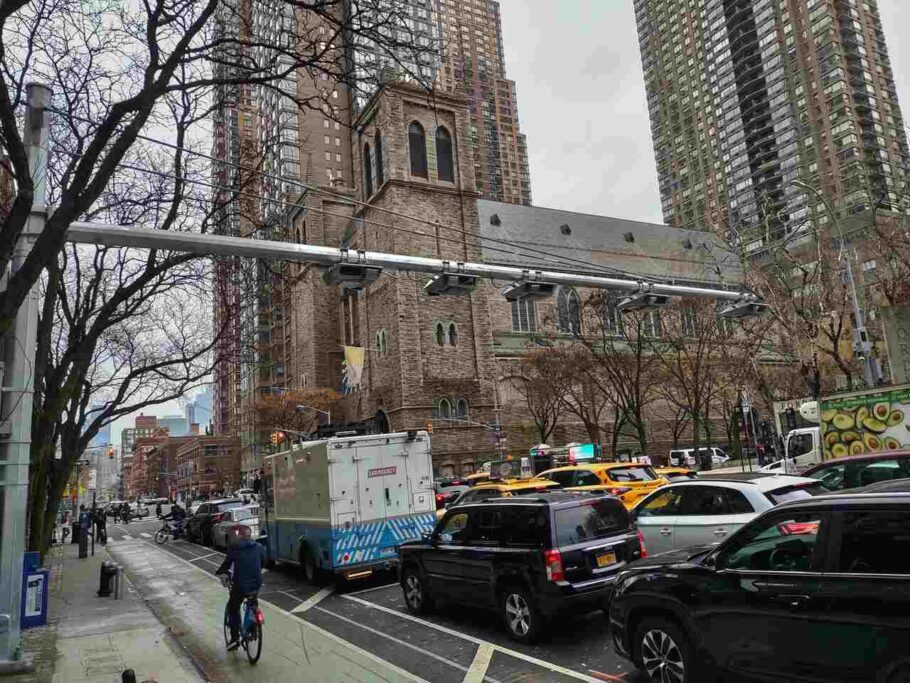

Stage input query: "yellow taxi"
[
  {"left": 435, "top": 478, "right": 560, "bottom": 519},
  {"left": 464, "top": 471, "right": 492, "bottom": 486},
  {"left": 537, "top": 462, "right": 669, "bottom": 509},
  {"left": 653, "top": 467, "right": 698, "bottom": 482}
]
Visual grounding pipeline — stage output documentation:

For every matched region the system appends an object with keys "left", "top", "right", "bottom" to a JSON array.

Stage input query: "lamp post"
[{"left": 476, "top": 378, "right": 505, "bottom": 459}]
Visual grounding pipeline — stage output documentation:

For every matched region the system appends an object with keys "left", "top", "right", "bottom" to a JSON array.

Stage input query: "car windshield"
[
  {"left": 216, "top": 501, "right": 244, "bottom": 512},
  {"left": 554, "top": 499, "right": 630, "bottom": 545},
  {"left": 765, "top": 481, "right": 830, "bottom": 505},
  {"left": 232, "top": 508, "right": 257, "bottom": 520},
  {"left": 608, "top": 466, "right": 658, "bottom": 482}
]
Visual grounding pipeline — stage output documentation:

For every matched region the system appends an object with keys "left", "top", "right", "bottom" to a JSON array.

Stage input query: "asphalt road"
[{"left": 105, "top": 515, "right": 639, "bottom": 683}]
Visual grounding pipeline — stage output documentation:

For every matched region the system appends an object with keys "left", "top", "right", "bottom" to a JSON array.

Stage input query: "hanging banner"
[
  {"left": 882, "top": 305, "right": 910, "bottom": 385},
  {"left": 342, "top": 346, "right": 365, "bottom": 393}
]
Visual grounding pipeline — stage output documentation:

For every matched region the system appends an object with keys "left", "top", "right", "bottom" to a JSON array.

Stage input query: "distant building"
[
  {"left": 175, "top": 434, "right": 241, "bottom": 501},
  {"left": 185, "top": 386, "right": 213, "bottom": 433},
  {"left": 120, "top": 414, "right": 162, "bottom": 456},
  {"left": 157, "top": 415, "right": 188, "bottom": 437}
]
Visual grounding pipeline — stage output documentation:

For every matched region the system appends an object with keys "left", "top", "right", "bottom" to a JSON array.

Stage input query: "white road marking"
[
  {"left": 122, "top": 534, "right": 133, "bottom": 540},
  {"left": 291, "top": 586, "right": 334, "bottom": 613},
  {"left": 345, "top": 583, "right": 398, "bottom": 597},
  {"left": 313, "top": 606, "right": 503, "bottom": 683},
  {"left": 341, "top": 595, "right": 603, "bottom": 683},
  {"left": 139, "top": 532, "right": 152, "bottom": 538},
  {"left": 190, "top": 552, "right": 223, "bottom": 562},
  {"left": 463, "top": 643, "right": 494, "bottom": 683}
]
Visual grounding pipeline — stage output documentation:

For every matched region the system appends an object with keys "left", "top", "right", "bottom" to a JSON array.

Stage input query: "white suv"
[
  {"left": 632, "top": 475, "right": 828, "bottom": 555},
  {"left": 669, "top": 446, "right": 731, "bottom": 467}
]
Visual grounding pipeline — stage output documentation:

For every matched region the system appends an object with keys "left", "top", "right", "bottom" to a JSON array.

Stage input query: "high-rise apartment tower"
[{"left": 634, "top": 0, "right": 909, "bottom": 245}]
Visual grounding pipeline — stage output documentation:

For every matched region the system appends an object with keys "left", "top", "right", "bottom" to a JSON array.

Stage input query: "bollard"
[
  {"left": 78, "top": 528, "right": 88, "bottom": 559},
  {"left": 115, "top": 565, "right": 123, "bottom": 599},
  {"left": 70, "top": 522, "right": 80, "bottom": 545},
  {"left": 97, "top": 561, "right": 117, "bottom": 597},
  {"left": 121, "top": 669, "right": 137, "bottom": 683}
]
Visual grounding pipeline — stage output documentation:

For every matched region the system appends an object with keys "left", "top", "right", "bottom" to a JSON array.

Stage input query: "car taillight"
[
  {"left": 435, "top": 493, "right": 445, "bottom": 502},
  {"left": 213, "top": 514, "right": 223, "bottom": 523},
  {"left": 607, "top": 487, "right": 631, "bottom": 496},
  {"left": 637, "top": 529, "right": 647, "bottom": 558},
  {"left": 254, "top": 608, "right": 265, "bottom": 625},
  {"left": 543, "top": 549, "right": 565, "bottom": 582}
]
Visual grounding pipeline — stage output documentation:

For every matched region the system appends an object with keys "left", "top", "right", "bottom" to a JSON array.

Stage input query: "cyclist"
[
  {"left": 215, "top": 525, "right": 266, "bottom": 651},
  {"left": 159, "top": 502, "right": 187, "bottom": 539}
]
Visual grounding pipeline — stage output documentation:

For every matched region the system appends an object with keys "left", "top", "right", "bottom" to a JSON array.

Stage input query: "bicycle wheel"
[
  {"left": 154, "top": 528, "right": 169, "bottom": 544},
  {"left": 244, "top": 620, "right": 262, "bottom": 665},
  {"left": 222, "top": 604, "right": 232, "bottom": 649}
]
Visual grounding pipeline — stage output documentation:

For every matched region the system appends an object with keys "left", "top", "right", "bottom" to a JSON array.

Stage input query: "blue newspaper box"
[{"left": 21, "top": 552, "right": 49, "bottom": 629}]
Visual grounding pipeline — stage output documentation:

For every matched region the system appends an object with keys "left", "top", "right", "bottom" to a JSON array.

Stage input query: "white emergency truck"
[{"left": 261, "top": 431, "right": 437, "bottom": 582}]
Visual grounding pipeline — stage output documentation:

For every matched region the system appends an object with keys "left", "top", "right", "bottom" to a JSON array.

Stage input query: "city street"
[{"left": 104, "top": 516, "right": 637, "bottom": 683}]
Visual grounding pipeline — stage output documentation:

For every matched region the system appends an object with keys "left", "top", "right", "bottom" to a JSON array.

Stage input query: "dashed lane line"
[
  {"left": 139, "top": 532, "right": 152, "bottom": 539},
  {"left": 340, "top": 594, "right": 605, "bottom": 683},
  {"left": 462, "top": 643, "right": 494, "bottom": 683},
  {"left": 291, "top": 586, "right": 335, "bottom": 613},
  {"left": 312, "top": 606, "right": 502, "bottom": 683}
]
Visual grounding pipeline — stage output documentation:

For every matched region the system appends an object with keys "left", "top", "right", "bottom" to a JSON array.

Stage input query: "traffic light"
[
  {"left": 276, "top": 431, "right": 286, "bottom": 444},
  {"left": 107, "top": 449, "right": 115, "bottom": 459},
  {"left": 426, "top": 420, "right": 433, "bottom": 434},
  {"left": 270, "top": 432, "right": 278, "bottom": 446}
]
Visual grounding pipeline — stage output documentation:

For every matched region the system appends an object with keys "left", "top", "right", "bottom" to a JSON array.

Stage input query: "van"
[{"left": 668, "top": 446, "right": 731, "bottom": 467}]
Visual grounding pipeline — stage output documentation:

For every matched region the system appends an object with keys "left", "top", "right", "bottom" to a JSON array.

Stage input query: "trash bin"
[
  {"left": 98, "top": 561, "right": 118, "bottom": 597},
  {"left": 21, "top": 552, "right": 49, "bottom": 629}
]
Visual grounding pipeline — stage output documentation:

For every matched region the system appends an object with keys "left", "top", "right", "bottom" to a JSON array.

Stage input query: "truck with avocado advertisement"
[{"left": 765, "top": 383, "right": 910, "bottom": 473}]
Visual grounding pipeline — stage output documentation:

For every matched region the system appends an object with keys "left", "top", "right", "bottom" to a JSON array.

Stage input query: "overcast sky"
[{"left": 499, "top": 0, "right": 910, "bottom": 224}]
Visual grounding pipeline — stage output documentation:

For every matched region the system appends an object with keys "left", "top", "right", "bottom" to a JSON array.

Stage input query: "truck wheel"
[
  {"left": 401, "top": 567, "right": 432, "bottom": 615},
  {"left": 301, "top": 547, "right": 327, "bottom": 586}
]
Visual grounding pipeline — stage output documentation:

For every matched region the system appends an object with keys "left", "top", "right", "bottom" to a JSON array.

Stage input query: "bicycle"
[
  {"left": 221, "top": 580, "right": 264, "bottom": 664},
  {"left": 154, "top": 519, "right": 183, "bottom": 544}
]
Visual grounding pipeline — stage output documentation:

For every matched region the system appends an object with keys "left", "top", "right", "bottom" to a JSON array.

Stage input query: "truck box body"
[{"left": 262, "top": 432, "right": 436, "bottom": 576}]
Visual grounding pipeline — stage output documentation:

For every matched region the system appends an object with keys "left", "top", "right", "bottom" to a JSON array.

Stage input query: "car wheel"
[
  {"left": 500, "top": 585, "right": 541, "bottom": 643},
  {"left": 401, "top": 567, "right": 431, "bottom": 615},
  {"left": 634, "top": 617, "right": 693, "bottom": 683}
]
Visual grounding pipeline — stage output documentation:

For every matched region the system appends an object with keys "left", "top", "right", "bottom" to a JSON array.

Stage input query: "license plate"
[{"left": 596, "top": 551, "right": 617, "bottom": 568}]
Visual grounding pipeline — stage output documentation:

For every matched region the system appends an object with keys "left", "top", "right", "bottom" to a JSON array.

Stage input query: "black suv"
[
  {"left": 185, "top": 498, "right": 243, "bottom": 545},
  {"left": 398, "top": 491, "right": 644, "bottom": 642},
  {"left": 802, "top": 451, "right": 910, "bottom": 492},
  {"left": 610, "top": 493, "right": 910, "bottom": 683}
]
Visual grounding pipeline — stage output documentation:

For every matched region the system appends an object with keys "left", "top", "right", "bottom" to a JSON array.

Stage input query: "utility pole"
[
  {"left": 842, "top": 251, "right": 883, "bottom": 388},
  {"left": 0, "top": 83, "right": 51, "bottom": 667}
]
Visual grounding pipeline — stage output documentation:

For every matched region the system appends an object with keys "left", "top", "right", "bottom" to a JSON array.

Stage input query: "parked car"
[
  {"left": 104, "top": 500, "right": 125, "bottom": 516},
  {"left": 632, "top": 476, "right": 829, "bottom": 555},
  {"left": 129, "top": 501, "right": 150, "bottom": 518},
  {"left": 185, "top": 498, "right": 244, "bottom": 545},
  {"left": 399, "top": 491, "right": 645, "bottom": 643},
  {"left": 434, "top": 478, "right": 561, "bottom": 520},
  {"left": 234, "top": 488, "right": 257, "bottom": 503},
  {"left": 538, "top": 463, "right": 668, "bottom": 509},
  {"left": 836, "top": 478, "right": 910, "bottom": 494},
  {"left": 802, "top": 451, "right": 910, "bottom": 492},
  {"left": 433, "top": 478, "right": 470, "bottom": 510},
  {"left": 212, "top": 505, "right": 260, "bottom": 549},
  {"left": 610, "top": 492, "right": 910, "bottom": 683},
  {"left": 188, "top": 499, "right": 205, "bottom": 516},
  {"left": 669, "top": 446, "right": 731, "bottom": 467}
]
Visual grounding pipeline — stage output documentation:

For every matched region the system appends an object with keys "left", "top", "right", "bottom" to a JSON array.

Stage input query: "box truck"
[
  {"left": 764, "top": 383, "right": 910, "bottom": 473},
  {"left": 261, "top": 431, "right": 437, "bottom": 582}
]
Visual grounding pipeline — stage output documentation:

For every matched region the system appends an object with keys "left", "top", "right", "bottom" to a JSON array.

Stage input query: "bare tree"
[
  {"left": 510, "top": 352, "right": 566, "bottom": 445},
  {"left": 0, "top": 0, "right": 437, "bottom": 334},
  {"left": 252, "top": 387, "right": 340, "bottom": 437}
]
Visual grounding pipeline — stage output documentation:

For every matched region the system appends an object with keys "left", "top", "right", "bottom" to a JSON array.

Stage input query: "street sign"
[{"left": 87, "top": 469, "right": 97, "bottom": 490}]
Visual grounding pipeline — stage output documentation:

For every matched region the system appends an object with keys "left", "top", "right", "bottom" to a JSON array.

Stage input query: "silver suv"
[{"left": 632, "top": 475, "right": 829, "bottom": 555}]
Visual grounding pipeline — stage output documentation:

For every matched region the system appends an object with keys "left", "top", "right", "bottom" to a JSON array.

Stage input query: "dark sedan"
[{"left": 185, "top": 499, "right": 244, "bottom": 546}]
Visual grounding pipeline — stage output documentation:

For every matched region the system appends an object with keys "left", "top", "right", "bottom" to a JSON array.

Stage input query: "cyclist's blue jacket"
[{"left": 216, "top": 540, "right": 266, "bottom": 594}]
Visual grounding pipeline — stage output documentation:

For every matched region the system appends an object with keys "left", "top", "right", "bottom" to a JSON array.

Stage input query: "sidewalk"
[{"left": 5, "top": 539, "right": 203, "bottom": 683}]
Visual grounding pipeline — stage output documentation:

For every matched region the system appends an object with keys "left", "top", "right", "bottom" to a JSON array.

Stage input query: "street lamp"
[
  {"left": 295, "top": 404, "right": 331, "bottom": 426},
  {"left": 476, "top": 378, "right": 505, "bottom": 459}
]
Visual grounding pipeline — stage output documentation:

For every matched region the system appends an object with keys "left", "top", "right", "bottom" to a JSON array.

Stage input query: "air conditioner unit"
[
  {"left": 323, "top": 263, "right": 382, "bottom": 291},
  {"left": 718, "top": 300, "right": 769, "bottom": 319},
  {"left": 424, "top": 272, "right": 480, "bottom": 296},
  {"left": 617, "top": 291, "right": 672, "bottom": 312},
  {"left": 500, "top": 281, "right": 557, "bottom": 301}
]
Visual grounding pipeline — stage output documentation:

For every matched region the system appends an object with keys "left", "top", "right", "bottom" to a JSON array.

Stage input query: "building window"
[
  {"left": 511, "top": 299, "right": 537, "bottom": 332},
  {"left": 643, "top": 310, "right": 662, "bottom": 338},
  {"left": 374, "top": 131, "right": 385, "bottom": 186},
  {"left": 682, "top": 307, "right": 696, "bottom": 338},
  {"left": 363, "top": 143, "right": 374, "bottom": 197},
  {"left": 376, "top": 329, "right": 388, "bottom": 356},
  {"left": 409, "top": 121, "right": 428, "bottom": 178},
  {"left": 454, "top": 398, "right": 468, "bottom": 420},
  {"left": 557, "top": 287, "right": 581, "bottom": 335},
  {"left": 448, "top": 323, "right": 458, "bottom": 347},
  {"left": 433, "top": 398, "right": 452, "bottom": 421},
  {"left": 435, "top": 322, "right": 445, "bottom": 346},
  {"left": 602, "top": 294, "right": 623, "bottom": 336},
  {"left": 436, "top": 126, "right": 454, "bottom": 182}
]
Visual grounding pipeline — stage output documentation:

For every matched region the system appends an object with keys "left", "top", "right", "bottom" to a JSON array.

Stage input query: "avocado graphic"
[
  {"left": 831, "top": 443, "right": 849, "bottom": 458},
  {"left": 832, "top": 413, "right": 855, "bottom": 430},
  {"left": 820, "top": 409, "right": 837, "bottom": 423},
  {"left": 884, "top": 436, "right": 901, "bottom": 451},
  {"left": 825, "top": 431, "right": 841, "bottom": 448},
  {"left": 841, "top": 431, "right": 861, "bottom": 443},
  {"left": 856, "top": 406, "right": 870, "bottom": 425},
  {"left": 888, "top": 410, "right": 904, "bottom": 428},
  {"left": 863, "top": 433, "right": 882, "bottom": 452},
  {"left": 872, "top": 402, "right": 891, "bottom": 421},
  {"left": 849, "top": 441, "right": 865, "bottom": 456},
  {"left": 861, "top": 417, "right": 888, "bottom": 434}
]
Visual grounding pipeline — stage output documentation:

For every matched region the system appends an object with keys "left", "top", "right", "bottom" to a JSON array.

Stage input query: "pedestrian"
[
  {"left": 94, "top": 508, "right": 107, "bottom": 545},
  {"left": 155, "top": 501, "right": 162, "bottom": 517},
  {"left": 121, "top": 502, "right": 131, "bottom": 524}
]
